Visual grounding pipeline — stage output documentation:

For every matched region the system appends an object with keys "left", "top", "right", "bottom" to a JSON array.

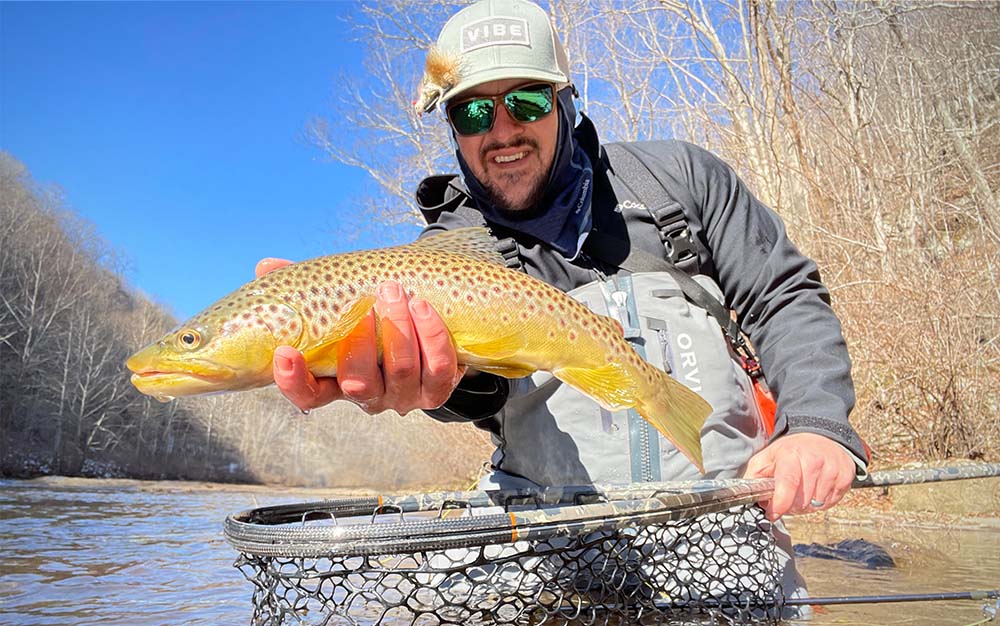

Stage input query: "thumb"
[{"left": 256, "top": 257, "right": 293, "bottom": 278}]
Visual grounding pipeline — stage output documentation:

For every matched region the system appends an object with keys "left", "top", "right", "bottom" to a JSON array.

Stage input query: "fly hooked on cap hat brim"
[{"left": 414, "top": 46, "right": 463, "bottom": 116}]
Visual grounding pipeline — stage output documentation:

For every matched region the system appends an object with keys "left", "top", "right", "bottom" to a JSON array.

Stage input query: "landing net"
[{"left": 226, "top": 479, "right": 786, "bottom": 625}]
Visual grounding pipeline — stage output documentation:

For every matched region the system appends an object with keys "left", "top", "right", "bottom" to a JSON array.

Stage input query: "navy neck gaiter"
[{"left": 455, "top": 87, "right": 596, "bottom": 259}]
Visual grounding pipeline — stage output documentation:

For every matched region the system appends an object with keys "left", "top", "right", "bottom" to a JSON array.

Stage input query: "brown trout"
[{"left": 126, "top": 227, "right": 712, "bottom": 470}]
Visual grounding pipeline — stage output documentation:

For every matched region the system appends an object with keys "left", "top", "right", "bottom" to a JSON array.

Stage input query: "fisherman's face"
[{"left": 449, "top": 79, "right": 559, "bottom": 212}]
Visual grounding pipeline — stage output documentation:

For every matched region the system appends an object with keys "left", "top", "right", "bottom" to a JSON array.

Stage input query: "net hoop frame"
[{"left": 225, "top": 478, "right": 776, "bottom": 558}]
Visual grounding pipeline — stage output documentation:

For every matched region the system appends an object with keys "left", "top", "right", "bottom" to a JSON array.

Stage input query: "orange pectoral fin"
[{"left": 300, "top": 295, "right": 375, "bottom": 357}]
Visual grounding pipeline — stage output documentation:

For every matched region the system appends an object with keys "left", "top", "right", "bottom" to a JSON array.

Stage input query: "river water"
[{"left": 1, "top": 477, "right": 997, "bottom": 625}]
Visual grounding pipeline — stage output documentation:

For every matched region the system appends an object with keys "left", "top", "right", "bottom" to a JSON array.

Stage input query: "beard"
[{"left": 477, "top": 137, "right": 549, "bottom": 212}]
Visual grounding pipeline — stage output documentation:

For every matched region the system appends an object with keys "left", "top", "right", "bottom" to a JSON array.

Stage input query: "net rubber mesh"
[{"left": 226, "top": 480, "right": 786, "bottom": 625}]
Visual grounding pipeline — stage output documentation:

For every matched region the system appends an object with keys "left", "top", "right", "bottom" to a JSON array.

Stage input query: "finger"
[
  {"left": 375, "top": 281, "right": 421, "bottom": 412},
  {"left": 809, "top": 461, "right": 840, "bottom": 511},
  {"left": 273, "top": 345, "right": 343, "bottom": 411},
  {"left": 742, "top": 448, "right": 778, "bottom": 520},
  {"left": 796, "top": 452, "right": 825, "bottom": 512},
  {"left": 409, "top": 297, "right": 461, "bottom": 407},
  {"left": 819, "top": 453, "right": 858, "bottom": 509},
  {"left": 336, "top": 310, "right": 385, "bottom": 410},
  {"left": 256, "top": 257, "right": 293, "bottom": 278},
  {"left": 767, "top": 452, "right": 804, "bottom": 521},
  {"left": 744, "top": 447, "right": 776, "bottom": 480}
]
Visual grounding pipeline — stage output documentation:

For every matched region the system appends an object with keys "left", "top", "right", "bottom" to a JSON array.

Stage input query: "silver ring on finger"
[{"left": 809, "top": 498, "right": 825, "bottom": 508}]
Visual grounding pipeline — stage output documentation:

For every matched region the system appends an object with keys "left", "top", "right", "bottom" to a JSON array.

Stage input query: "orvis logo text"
[{"left": 461, "top": 17, "right": 531, "bottom": 53}]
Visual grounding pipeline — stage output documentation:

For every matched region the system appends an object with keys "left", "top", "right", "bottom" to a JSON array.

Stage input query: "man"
[
  {"left": 258, "top": 0, "right": 867, "bottom": 519},
  {"left": 255, "top": 0, "right": 871, "bottom": 613}
]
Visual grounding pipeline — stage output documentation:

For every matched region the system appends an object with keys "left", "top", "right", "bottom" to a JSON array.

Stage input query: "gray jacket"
[{"left": 416, "top": 122, "right": 867, "bottom": 485}]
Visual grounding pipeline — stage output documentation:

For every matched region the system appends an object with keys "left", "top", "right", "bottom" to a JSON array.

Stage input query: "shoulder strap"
[
  {"left": 583, "top": 229, "right": 744, "bottom": 349},
  {"left": 416, "top": 174, "right": 525, "bottom": 272},
  {"left": 603, "top": 143, "right": 701, "bottom": 275}
]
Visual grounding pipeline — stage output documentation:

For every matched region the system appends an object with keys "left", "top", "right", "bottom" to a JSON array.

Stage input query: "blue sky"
[{"left": 2, "top": 1, "right": 425, "bottom": 321}]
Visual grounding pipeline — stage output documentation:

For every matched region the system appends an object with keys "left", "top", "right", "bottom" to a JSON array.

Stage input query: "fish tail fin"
[
  {"left": 554, "top": 361, "right": 712, "bottom": 473},
  {"left": 636, "top": 365, "right": 711, "bottom": 473}
]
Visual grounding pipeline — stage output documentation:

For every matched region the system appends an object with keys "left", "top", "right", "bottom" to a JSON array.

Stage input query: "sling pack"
[{"left": 597, "top": 143, "right": 778, "bottom": 436}]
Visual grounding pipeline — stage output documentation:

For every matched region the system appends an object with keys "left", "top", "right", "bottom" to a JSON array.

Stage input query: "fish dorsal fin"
[{"left": 406, "top": 227, "right": 507, "bottom": 266}]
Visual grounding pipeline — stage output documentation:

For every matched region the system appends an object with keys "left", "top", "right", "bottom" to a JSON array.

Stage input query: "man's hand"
[
  {"left": 254, "top": 259, "right": 463, "bottom": 414},
  {"left": 744, "top": 432, "right": 856, "bottom": 521}
]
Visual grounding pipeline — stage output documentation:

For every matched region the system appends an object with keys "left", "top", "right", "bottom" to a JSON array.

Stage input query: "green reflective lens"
[
  {"left": 504, "top": 87, "right": 552, "bottom": 122},
  {"left": 448, "top": 84, "right": 554, "bottom": 136},
  {"left": 449, "top": 98, "right": 496, "bottom": 136}
]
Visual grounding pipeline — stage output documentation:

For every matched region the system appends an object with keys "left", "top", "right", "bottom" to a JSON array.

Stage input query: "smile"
[{"left": 494, "top": 152, "right": 526, "bottom": 163}]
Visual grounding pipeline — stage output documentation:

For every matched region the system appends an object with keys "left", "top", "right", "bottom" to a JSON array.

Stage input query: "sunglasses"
[{"left": 447, "top": 83, "right": 555, "bottom": 137}]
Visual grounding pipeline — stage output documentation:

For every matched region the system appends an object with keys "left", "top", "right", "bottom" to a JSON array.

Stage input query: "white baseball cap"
[{"left": 416, "top": 0, "right": 571, "bottom": 114}]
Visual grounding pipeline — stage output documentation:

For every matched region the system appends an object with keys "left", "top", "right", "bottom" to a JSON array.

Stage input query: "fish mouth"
[
  {"left": 129, "top": 369, "right": 226, "bottom": 384},
  {"left": 127, "top": 359, "right": 238, "bottom": 399}
]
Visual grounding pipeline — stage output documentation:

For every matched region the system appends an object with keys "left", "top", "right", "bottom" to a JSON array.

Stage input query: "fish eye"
[{"left": 178, "top": 330, "right": 201, "bottom": 349}]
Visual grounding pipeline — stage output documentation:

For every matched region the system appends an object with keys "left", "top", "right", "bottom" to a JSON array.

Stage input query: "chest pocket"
[{"left": 496, "top": 272, "right": 766, "bottom": 487}]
